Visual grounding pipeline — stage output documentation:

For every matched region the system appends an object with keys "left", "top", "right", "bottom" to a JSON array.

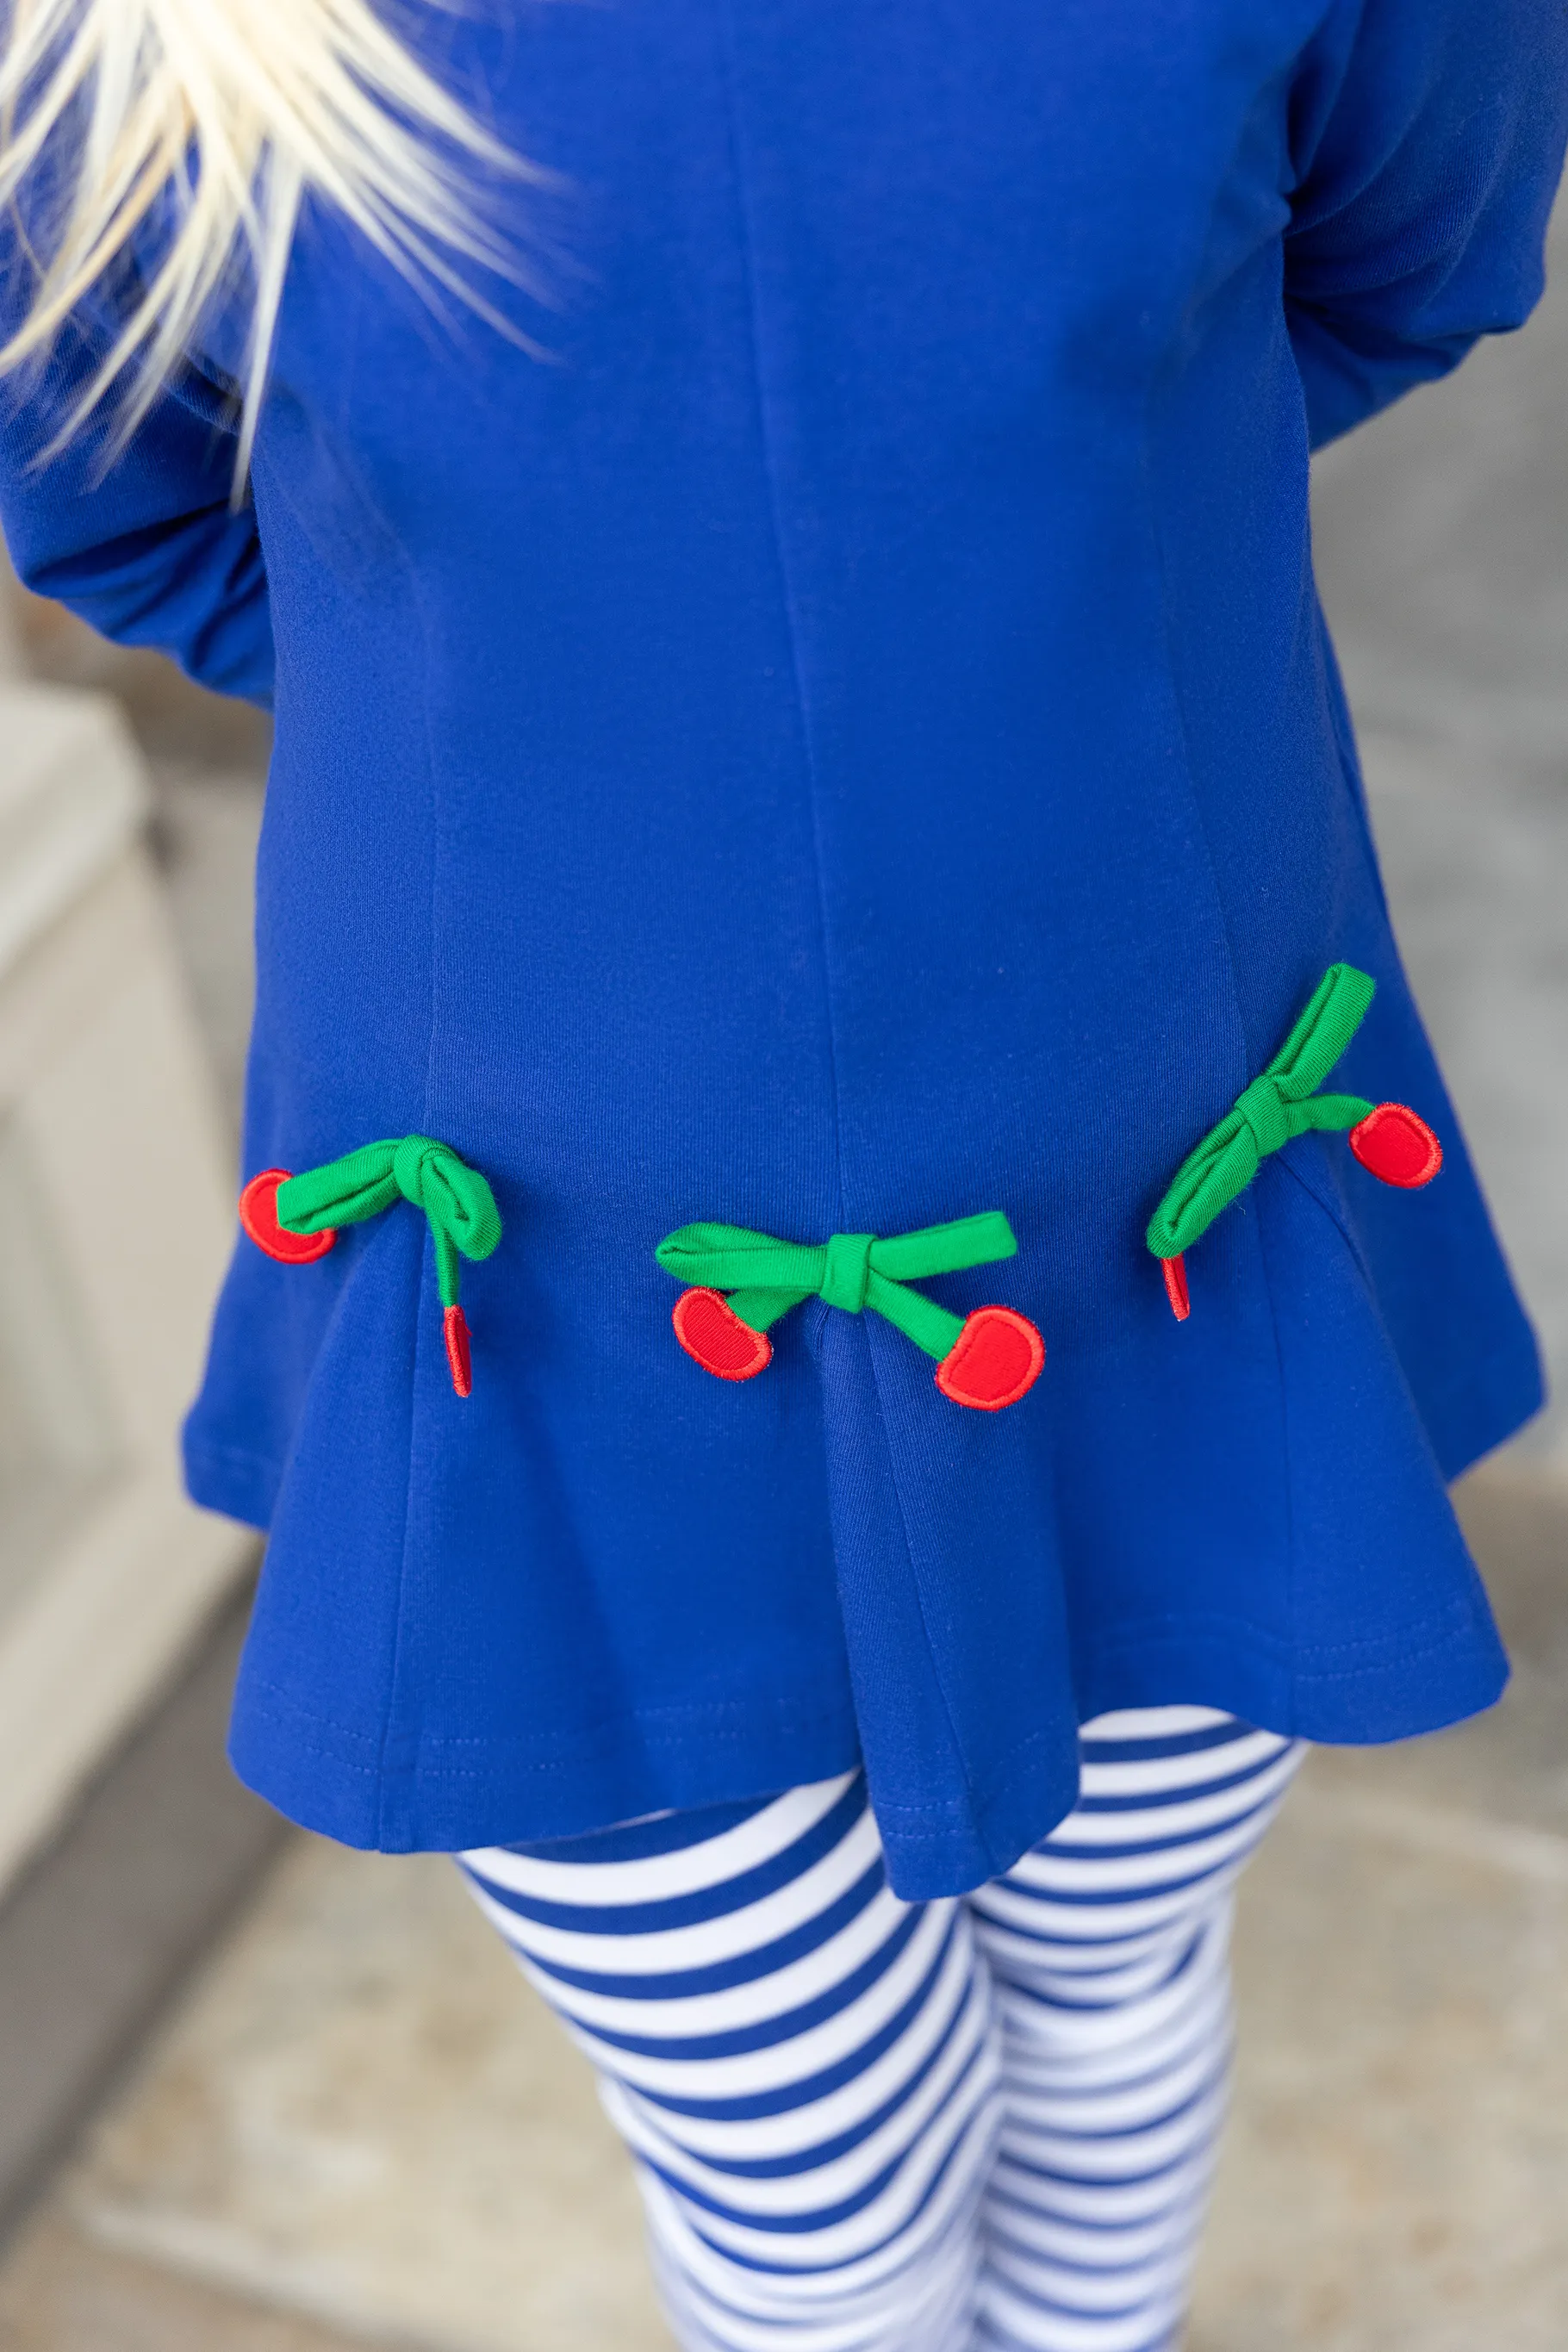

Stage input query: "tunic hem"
[{"left": 223, "top": 1585, "right": 1509, "bottom": 1889}]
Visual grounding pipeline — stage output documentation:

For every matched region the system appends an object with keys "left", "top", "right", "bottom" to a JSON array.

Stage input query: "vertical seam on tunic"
[
  {"left": 372, "top": 534, "right": 445, "bottom": 1847},
  {"left": 710, "top": 2, "right": 990, "bottom": 1850},
  {"left": 1315, "top": 592, "right": 1394, "bottom": 925},
  {"left": 1254, "top": 1175, "right": 1300, "bottom": 1731},
  {"left": 709, "top": 0, "right": 848, "bottom": 1231},
  {"left": 866, "top": 1325, "right": 993, "bottom": 1853},
  {"left": 1142, "top": 325, "right": 1297, "bottom": 1693}
]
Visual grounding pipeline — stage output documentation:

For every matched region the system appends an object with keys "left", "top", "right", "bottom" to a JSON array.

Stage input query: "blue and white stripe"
[{"left": 458, "top": 1708, "right": 1304, "bottom": 2352}]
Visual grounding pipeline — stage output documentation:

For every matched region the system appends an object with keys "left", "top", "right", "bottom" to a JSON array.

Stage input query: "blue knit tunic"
[{"left": 3, "top": 0, "right": 1563, "bottom": 1896}]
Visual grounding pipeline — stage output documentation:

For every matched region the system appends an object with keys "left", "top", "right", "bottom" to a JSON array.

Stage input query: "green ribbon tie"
[
  {"left": 1146, "top": 963, "right": 1378, "bottom": 1261},
  {"left": 656, "top": 1210, "right": 1019, "bottom": 1359},
  {"left": 276, "top": 1136, "right": 502, "bottom": 1310}
]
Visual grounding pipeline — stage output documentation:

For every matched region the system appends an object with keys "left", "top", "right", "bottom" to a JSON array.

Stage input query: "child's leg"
[
  {"left": 968, "top": 1710, "right": 1305, "bottom": 2352},
  {"left": 458, "top": 1772, "right": 1002, "bottom": 2352}
]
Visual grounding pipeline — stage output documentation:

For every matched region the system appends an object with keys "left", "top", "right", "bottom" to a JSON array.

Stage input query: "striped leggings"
[{"left": 458, "top": 1709, "right": 1304, "bottom": 2352}]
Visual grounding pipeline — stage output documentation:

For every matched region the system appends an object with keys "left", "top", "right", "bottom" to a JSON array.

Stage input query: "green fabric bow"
[
  {"left": 656, "top": 1210, "right": 1019, "bottom": 1359},
  {"left": 277, "top": 1136, "right": 502, "bottom": 1309},
  {"left": 1146, "top": 963, "right": 1377, "bottom": 1261}
]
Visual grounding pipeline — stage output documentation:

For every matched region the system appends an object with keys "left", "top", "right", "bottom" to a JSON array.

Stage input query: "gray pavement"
[{"left": 0, "top": 1588, "right": 281, "bottom": 2241}]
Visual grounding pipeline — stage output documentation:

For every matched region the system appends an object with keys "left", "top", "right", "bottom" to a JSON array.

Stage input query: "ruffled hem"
[{"left": 190, "top": 1105, "right": 1540, "bottom": 1901}]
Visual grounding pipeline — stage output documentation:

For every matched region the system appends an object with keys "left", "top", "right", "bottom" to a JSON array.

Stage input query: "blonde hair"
[{"left": 0, "top": 0, "right": 537, "bottom": 479}]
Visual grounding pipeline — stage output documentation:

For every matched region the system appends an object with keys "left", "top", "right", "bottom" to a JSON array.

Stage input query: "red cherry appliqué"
[
  {"left": 239, "top": 1169, "right": 336, "bottom": 1265},
  {"left": 1349, "top": 1102, "right": 1443, "bottom": 1189},
  {"left": 1160, "top": 1254, "right": 1191, "bottom": 1322},
  {"left": 935, "top": 1306, "right": 1045, "bottom": 1411},
  {"left": 240, "top": 1167, "right": 480, "bottom": 1402},
  {"left": 673, "top": 1288, "right": 775, "bottom": 1382}
]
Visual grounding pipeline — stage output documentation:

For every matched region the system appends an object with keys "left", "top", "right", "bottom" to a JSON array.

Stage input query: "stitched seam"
[
  {"left": 1272, "top": 1147, "right": 1456, "bottom": 1492},
  {"left": 1084, "top": 1596, "right": 1478, "bottom": 1669},
  {"left": 1142, "top": 236, "right": 1256, "bottom": 1102},
  {"left": 861, "top": 1330, "right": 988, "bottom": 1835},
  {"left": 871, "top": 1722, "right": 1067, "bottom": 1826},
  {"left": 1315, "top": 594, "right": 1395, "bottom": 925},
  {"left": 187, "top": 1438, "right": 282, "bottom": 1474},
  {"left": 239, "top": 1677, "right": 856, "bottom": 1757},
  {"left": 370, "top": 533, "right": 444, "bottom": 1845},
  {"left": 1275, "top": 1142, "right": 1377, "bottom": 1287},
  {"left": 240, "top": 1673, "right": 851, "bottom": 1735},
  {"left": 1252, "top": 1172, "right": 1299, "bottom": 1725},
  {"left": 1143, "top": 310, "right": 1300, "bottom": 1717},
  {"left": 711, "top": 14, "right": 998, "bottom": 1842},
  {"left": 712, "top": 3, "right": 847, "bottom": 1232}
]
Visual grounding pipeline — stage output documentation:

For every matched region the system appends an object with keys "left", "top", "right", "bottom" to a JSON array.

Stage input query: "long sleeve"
[
  {"left": 1285, "top": 0, "right": 1568, "bottom": 448},
  {"left": 0, "top": 309, "right": 273, "bottom": 706}
]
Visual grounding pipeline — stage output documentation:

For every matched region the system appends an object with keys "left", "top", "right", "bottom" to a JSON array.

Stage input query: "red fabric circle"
[
  {"left": 935, "top": 1305, "right": 1045, "bottom": 1410},
  {"left": 1348, "top": 1103, "right": 1443, "bottom": 1189},
  {"left": 673, "top": 1288, "right": 774, "bottom": 1382},
  {"left": 239, "top": 1169, "right": 337, "bottom": 1265}
]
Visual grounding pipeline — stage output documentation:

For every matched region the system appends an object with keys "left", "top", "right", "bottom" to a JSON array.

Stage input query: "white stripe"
[
  {"left": 602, "top": 1976, "right": 994, "bottom": 2217},
  {"left": 1002, "top": 2029, "right": 1228, "bottom": 2141},
  {"left": 982, "top": 2198, "right": 1209, "bottom": 2272},
  {"left": 482, "top": 1878, "right": 945, "bottom": 2056},
  {"left": 532, "top": 1902, "right": 966, "bottom": 2102},
  {"left": 1000, "top": 1984, "right": 1232, "bottom": 2103},
  {"left": 999, "top": 2078, "right": 1230, "bottom": 2184},
  {"left": 1037, "top": 1743, "right": 1304, "bottom": 1846},
  {"left": 612, "top": 1930, "right": 985, "bottom": 2162},
  {"left": 981, "top": 2273, "right": 1188, "bottom": 2352},
  {"left": 968, "top": 1870, "right": 1251, "bottom": 1946},
  {"left": 986, "top": 2235, "right": 1198, "bottom": 2313},
  {"left": 989, "top": 2163, "right": 1212, "bottom": 2232},
  {"left": 643, "top": 2081, "right": 995, "bottom": 2299},
  {"left": 972, "top": 1907, "right": 1240, "bottom": 1971},
  {"left": 460, "top": 1772, "right": 859, "bottom": 1907},
  {"left": 651, "top": 2162, "right": 986, "bottom": 2346},
  {"left": 995, "top": 1807, "right": 1280, "bottom": 1897},
  {"left": 645, "top": 2081, "right": 1000, "bottom": 2274},
  {"left": 976, "top": 1918, "right": 1224, "bottom": 2000},
  {"left": 1076, "top": 1727, "right": 1295, "bottom": 1800},
  {"left": 465, "top": 1801, "right": 887, "bottom": 1978},
  {"left": 1078, "top": 1707, "right": 1236, "bottom": 1739}
]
